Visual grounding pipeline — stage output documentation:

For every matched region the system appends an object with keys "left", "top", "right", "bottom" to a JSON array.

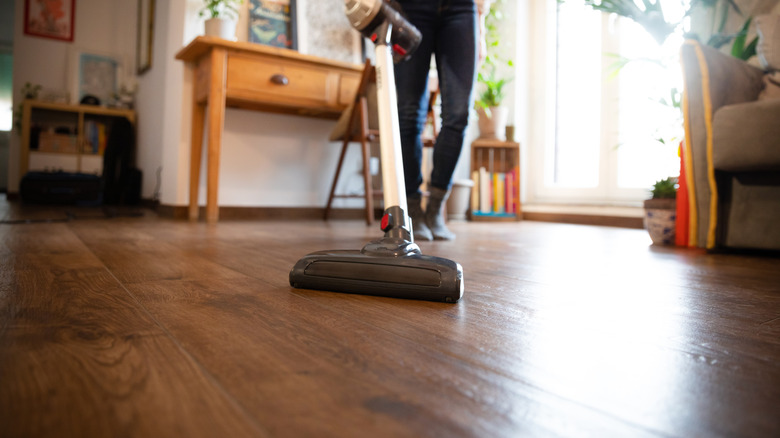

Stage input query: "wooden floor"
[{"left": 1, "top": 200, "right": 779, "bottom": 437}]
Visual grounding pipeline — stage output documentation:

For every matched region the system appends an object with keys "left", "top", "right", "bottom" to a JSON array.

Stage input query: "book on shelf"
[
  {"left": 505, "top": 170, "right": 514, "bottom": 214},
  {"left": 471, "top": 166, "right": 519, "bottom": 217},
  {"left": 83, "top": 120, "right": 109, "bottom": 155},
  {"left": 493, "top": 172, "right": 505, "bottom": 214},
  {"left": 471, "top": 170, "right": 480, "bottom": 213},
  {"left": 479, "top": 166, "right": 490, "bottom": 213}
]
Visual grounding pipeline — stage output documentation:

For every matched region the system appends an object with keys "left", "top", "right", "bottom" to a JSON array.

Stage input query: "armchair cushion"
[{"left": 712, "top": 98, "right": 780, "bottom": 172}]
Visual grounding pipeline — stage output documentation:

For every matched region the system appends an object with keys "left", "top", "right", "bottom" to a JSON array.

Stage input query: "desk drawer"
[{"left": 227, "top": 53, "right": 338, "bottom": 109}]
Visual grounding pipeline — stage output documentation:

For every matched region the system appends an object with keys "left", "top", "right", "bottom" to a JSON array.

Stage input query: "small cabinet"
[
  {"left": 469, "top": 139, "right": 521, "bottom": 221},
  {"left": 19, "top": 100, "right": 136, "bottom": 179}
]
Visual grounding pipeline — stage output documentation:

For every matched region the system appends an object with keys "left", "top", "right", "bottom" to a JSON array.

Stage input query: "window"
[
  {"left": 0, "top": 52, "right": 12, "bottom": 131},
  {"left": 529, "top": 0, "right": 681, "bottom": 205}
]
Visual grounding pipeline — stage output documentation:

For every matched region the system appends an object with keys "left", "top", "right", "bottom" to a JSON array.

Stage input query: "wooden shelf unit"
[
  {"left": 19, "top": 100, "right": 136, "bottom": 179},
  {"left": 469, "top": 139, "right": 521, "bottom": 221}
]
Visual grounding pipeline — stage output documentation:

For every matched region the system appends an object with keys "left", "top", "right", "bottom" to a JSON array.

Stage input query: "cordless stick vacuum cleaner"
[{"left": 289, "top": 0, "right": 464, "bottom": 303}]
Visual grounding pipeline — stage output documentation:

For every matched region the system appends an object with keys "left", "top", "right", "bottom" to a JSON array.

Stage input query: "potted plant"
[
  {"left": 475, "top": 0, "right": 513, "bottom": 139},
  {"left": 13, "top": 82, "right": 42, "bottom": 132},
  {"left": 644, "top": 177, "right": 677, "bottom": 245},
  {"left": 200, "top": 0, "right": 243, "bottom": 40},
  {"left": 475, "top": 73, "right": 510, "bottom": 140}
]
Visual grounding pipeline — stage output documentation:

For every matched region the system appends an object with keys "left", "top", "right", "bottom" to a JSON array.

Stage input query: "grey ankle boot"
[
  {"left": 426, "top": 187, "right": 455, "bottom": 240},
  {"left": 408, "top": 194, "right": 433, "bottom": 241}
]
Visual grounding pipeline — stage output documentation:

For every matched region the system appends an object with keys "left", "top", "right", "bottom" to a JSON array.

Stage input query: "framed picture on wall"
[
  {"left": 69, "top": 49, "right": 121, "bottom": 105},
  {"left": 24, "top": 0, "right": 76, "bottom": 42},
  {"left": 137, "top": 0, "right": 156, "bottom": 74},
  {"left": 248, "top": 0, "right": 297, "bottom": 50},
  {"left": 294, "top": 0, "right": 363, "bottom": 64}
]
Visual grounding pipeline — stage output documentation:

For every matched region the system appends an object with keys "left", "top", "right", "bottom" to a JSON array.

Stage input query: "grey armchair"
[{"left": 680, "top": 39, "right": 780, "bottom": 251}]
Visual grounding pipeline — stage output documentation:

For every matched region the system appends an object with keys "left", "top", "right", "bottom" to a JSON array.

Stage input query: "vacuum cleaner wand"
[
  {"left": 289, "top": 0, "right": 464, "bottom": 303},
  {"left": 345, "top": 0, "right": 421, "bottom": 237}
]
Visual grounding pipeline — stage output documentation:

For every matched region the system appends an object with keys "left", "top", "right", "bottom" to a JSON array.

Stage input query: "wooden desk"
[{"left": 176, "top": 37, "right": 362, "bottom": 224}]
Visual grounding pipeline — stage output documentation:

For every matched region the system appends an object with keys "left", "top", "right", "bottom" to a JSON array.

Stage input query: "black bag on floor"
[{"left": 20, "top": 171, "right": 102, "bottom": 205}]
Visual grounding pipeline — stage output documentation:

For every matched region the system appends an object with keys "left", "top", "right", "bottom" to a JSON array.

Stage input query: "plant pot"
[
  {"left": 204, "top": 17, "right": 237, "bottom": 40},
  {"left": 643, "top": 198, "right": 676, "bottom": 245},
  {"left": 477, "top": 106, "right": 508, "bottom": 140}
]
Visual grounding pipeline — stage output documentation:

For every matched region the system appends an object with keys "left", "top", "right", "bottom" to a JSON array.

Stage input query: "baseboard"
[
  {"left": 154, "top": 203, "right": 643, "bottom": 228},
  {"left": 155, "top": 204, "right": 380, "bottom": 221},
  {"left": 523, "top": 211, "right": 644, "bottom": 229}
]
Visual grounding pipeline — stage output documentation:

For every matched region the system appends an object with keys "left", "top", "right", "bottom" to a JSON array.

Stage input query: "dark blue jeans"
[{"left": 394, "top": 0, "right": 478, "bottom": 197}]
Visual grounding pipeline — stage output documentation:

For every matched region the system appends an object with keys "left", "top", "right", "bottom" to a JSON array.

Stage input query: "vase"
[
  {"left": 204, "top": 18, "right": 237, "bottom": 41},
  {"left": 643, "top": 198, "right": 676, "bottom": 245},
  {"left": 477, "top": 106, "right": 508, "bottom": 140}
]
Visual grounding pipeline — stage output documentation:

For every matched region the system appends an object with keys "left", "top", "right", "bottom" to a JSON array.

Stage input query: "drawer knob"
[{"left": 270, "top": 74, "right": 289, "bottom": 86}]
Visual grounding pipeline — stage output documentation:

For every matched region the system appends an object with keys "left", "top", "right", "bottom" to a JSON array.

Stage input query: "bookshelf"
[
  {"left": 469, "top": 139, "right": 521, "bottom": 221},
  {"left": 19, "top": 100, "right": 136, "bottom": 179}
]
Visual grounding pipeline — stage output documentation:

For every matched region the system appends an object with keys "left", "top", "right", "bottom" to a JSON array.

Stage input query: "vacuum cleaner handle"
[
  {"left": 344, "top": 0, "right": 422, "bottom": 243},
  {"left": 374, "top": 25, "right": 407, "bottom": 225},
  {"left": 344, "top": 0, "right": 422, "bottom": 63}
]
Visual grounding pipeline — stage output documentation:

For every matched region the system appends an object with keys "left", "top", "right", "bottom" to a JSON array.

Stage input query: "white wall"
[
  {"left": 135, "top": 0, "right": 189, "bottom": 207},
  {"left": 507, "top": 0, "right": 530, "bottom": 202}
]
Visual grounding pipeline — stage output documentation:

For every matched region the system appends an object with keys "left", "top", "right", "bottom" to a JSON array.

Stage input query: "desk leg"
[
  {"left": 189, "top": 101, "right": 206, "bottom": 222},
  {"left": 206, "top": 48, "right": 227, "bottom": 224}
]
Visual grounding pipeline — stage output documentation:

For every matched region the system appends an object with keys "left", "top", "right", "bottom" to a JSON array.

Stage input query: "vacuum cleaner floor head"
[{"left": 290, "top": 249, "right": 464, "bottom": 303}]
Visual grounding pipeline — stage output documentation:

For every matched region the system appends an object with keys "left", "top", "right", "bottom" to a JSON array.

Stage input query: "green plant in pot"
[
  {"left": 13, "top": 82, "right": 42, "bottom": 132},
  {"left": 475, "top": 0, "right": 513, "bottom": 140},
  {"left": 644, "top": 177, "right": 678, "bottom": 245},
  {"left": 476, "top": 71, "right": 510, "bottom": 139},
  {"left": 200, "top": 0, "right": 243, "bottom": 40}
]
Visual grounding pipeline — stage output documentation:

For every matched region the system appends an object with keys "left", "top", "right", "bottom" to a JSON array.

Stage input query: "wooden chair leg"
[
  {"left": 324, "top": 139, "right": 351, "bottom": 220},
  {"left": 360, "top": 139, "right": 373, "bottom": 226},
  {"left": 359, "top": 97, "right": 373, "bottom": 226}
]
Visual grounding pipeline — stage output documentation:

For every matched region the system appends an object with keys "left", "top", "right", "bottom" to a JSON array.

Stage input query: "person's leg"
[
  {"left": 430, "top": 0, "right": 478, "bottom": 193},
  {"left": 426, "top": 0, "right": 478, "bottom": 240},
  {"left": 394, "top": 0, "right": 438, "bottom": 240},
  {"left": 394, "top": 0, "right": 437, "bottom": 199}
]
